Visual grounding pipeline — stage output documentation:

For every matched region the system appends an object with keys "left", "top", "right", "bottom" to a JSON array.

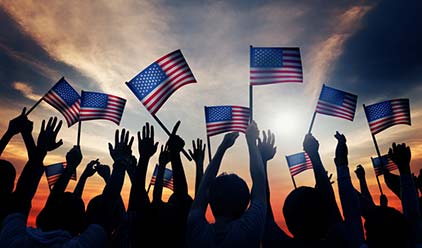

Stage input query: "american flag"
[
  {"left": 285, "top": 152, "right": 313, "bottom": 176},
  {"left": 126, "top": 50, "right": 197, "bottom": 114},
  {"left": 45, "top": 162, "right": 77, "bottom": 189},
  {"left": 371, "top": 155, "right": 398, "bottom": 176},
  {"left": 150, "top": 165, "right": 174, "bottom": 191},
  {"left": 250, "top": 47, "right": 303, "bottom": 85},
  {"left": 80, "top": 91, "right": 126, "bottom": 125},
  {"left": 205, "top": 105, "right": 250, "bottom": 137},
  {"left": 315, "top": 84, "right": 358, "bottom": 121},
  {"left": 364, "top": 99, "right": 411, "bottom": 135},
  {"left": 43, "top": 77, "right": 80, "bottom": 127}
]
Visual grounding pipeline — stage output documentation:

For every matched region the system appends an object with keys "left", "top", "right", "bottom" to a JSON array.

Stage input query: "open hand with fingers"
[
  {"left": 138, "top": 122, "right": 158, "bottom": 159},
  {"left": 388, "top": 142, "right": 411, "bottom": 174},
  {"left": 108, "top": 128, "right": 134, "bottom": 167},
  {"left": 189, "top": 139, "right": 206, "bottom": 165},
  {"left": 258, "top": 130, "right": 276, "bottom": 163},
  {"left": 37, "top": 117, "right": 63, "bottom": 156},
  {"left": 159, "top": 144, "right": 171, "bottom": 167}
]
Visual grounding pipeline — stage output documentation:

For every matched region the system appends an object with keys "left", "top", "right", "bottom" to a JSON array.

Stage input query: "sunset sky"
[{"left": 0, "top": 0, "right": 421, "bottom": 230}]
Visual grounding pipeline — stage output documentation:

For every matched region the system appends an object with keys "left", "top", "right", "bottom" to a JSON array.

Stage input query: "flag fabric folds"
[
  {"left": 250, "top": 47, "right": 303, "bottom": 85},
  {"left": 45, "top": 162, "right": 76, "bottom": 188},
  {"left": 371, "top": 155, "right": 398, "bottom": 176},
  {"left": 43, "top": 77, "right": 80, "bottom": 127},
  {"left": 285, "top": 152, "right": 313, "bottom": 176},
  {"left": 150, "top": 165, "right": 174, "bottom": 191},
  {"left": 205, "top": 105, "right": 250, "bottom": 137},
  {"left": 315, "top": 84, "right": 358, "bottom": 121},
  {"left": 126, "top": 49, "right": 197, "bottom": 114},
  {"left": 80, "top": 91, "right": 126, "bottom": 125},
  {"left": 364, "top": 99, "right": 411, "bottom": 135}
]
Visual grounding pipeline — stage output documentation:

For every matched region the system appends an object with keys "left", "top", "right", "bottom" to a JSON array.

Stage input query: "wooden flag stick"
[
  {"left": 26, "top": 96, "right": 44, "bottom": 116},
  {"left": 249, "top": 85, "right": 253, "bottom": 122},
  {"left": 206, "top": 135, "right": 212, "bottom": 164},
  {"left": 77, "top": 120, "right": 82, "bottom": 146},
  {"left": 290, "top": 174, "right": 297, "bottom": 189},
  {"left": 151, "top": 114, "right": 192, "bottom": 161},
  {"left": 363, "top": 104, "right": 384, "bottom": 195},
  {"left": 308, "top": 111, "right": 317, "bottom": 134}
]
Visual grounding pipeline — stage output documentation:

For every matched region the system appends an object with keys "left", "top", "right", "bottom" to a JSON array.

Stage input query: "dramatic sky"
[{"left": 1, "top": 0, "right": 421, "bottom": 229}]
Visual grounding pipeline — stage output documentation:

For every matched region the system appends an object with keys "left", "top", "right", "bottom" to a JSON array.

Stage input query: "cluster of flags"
[{"left": 31, "top": 46, "right": 412, "bottom": 190}]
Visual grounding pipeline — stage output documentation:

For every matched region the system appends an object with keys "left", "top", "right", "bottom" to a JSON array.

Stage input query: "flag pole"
[
  {"left": 151, "top": 113, "right": 192, "bottom": 161},
  {"left": 26, "top": 96, "right": 44, "bottom": 116},
  {"left": 146, "top": 182, "right": 152, "bottom": 194},
  {"left": 307, "top": 111, "right": 317, "bottom": 134},
  {"left": 290, "top": 174, "right": 297, "bottom": 189},
  {"left": 363, "top": 104, "right": 384, "bottom": 195},
  {"left": 249, "top": 45, "right": 253, "bottom": 122},
  {"left": 206, "top": 135, "right": 212, "bottom": 164},
  {"left": 76, "top": 120, "right": 82, "bottom": 146}
]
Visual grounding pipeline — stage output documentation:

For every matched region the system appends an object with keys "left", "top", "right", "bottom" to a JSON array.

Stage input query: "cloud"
[{"left": 12, "top": 81, "right": 42, "bottom": 101}]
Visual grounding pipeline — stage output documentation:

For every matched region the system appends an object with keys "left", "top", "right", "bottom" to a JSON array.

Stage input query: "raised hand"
[
  {"left": 167, "top": 121, "right": 185, "bottom": 154},
  {"left": 258, "top": 130, "right": 276, "bottom": 163},
  {"left": 66, "top": 145, "right": 83, "bottom": 168},
  {"left": 108, "top": 128, "right": 134, "bottom": 165},
  {"left": 83, "top": 159, "right": 99, "bottom": 178},
  {"left": 334, "top": 131, "right": 348, "bottom": 166},
  {"left": 246, "top": 120, "right": 259, "bottom": 143},
  {"left": 97, "top": 164, "right": 111, "bottom": 182},
  {"left": 303, "top": 133, "right": 319, "bottom": 155},
  {"left": 221, "top": 132, "right": 239, "bottom": 150},
  {"left": 380, "top": 194, "right": 388, "bottom": 207},
  {"left": 37, "top": 117, "right": 63, "bottom": 154},
  {"left": 159, "top": 144, "right": 171, "bottom": 166},
  {"left": 388, "top": 142, "right": 411, "bottom": 174},
  {"left": 7, "top": 108, "right": 32, "bottom": 136},
  {"left": 355, "top": 164, "right": 365, "bottom": 180},
  {"left": 138, "top": 122, "right": 158, "bottom": 159},
  {"left": 189, "top": 138, "right": 206, "bottom": 164}
]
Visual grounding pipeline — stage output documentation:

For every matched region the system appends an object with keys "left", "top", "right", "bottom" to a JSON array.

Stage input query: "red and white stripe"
[
  {"left": 250, "top": 48, "right": 303, "bottom": 85},
  {"left": 43, "top": 91, "right": 80, "bottom": 127},
  {"left": 80, "top": 94, "right": 126, "bottom": 125},
  {"left": 369, "top": 99, "right": 411, "bottom": 135},
  {"left": 151, "top": 177, "right": 174, "bottom": 190},
  {"left": 316, "top": 94, "right": 357, "bottom": 121},
  {"left": 289, "top": 153, "right": 313, "bottom": 176},
  {"left": 142, "top": 50, "right": 197, "bottom": 114},
  {"left": 206, "top": 106, "right": 250, "bottom": 137}
]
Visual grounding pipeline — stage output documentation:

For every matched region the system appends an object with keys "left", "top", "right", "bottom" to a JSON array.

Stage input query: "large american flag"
[
  {"left": 43, "top": 77, "right": 80, "bottom": 127},
  {"left": 250, "top": 47, "right": 303, "bottom": 85},
  {"left": 205, "top": 105, "right": 250, "bottom": 137},
  {"left": 80, "top": 91, "right": 126, "bottom": 125},
  {"left": 45, "top": 162, "right": 77, "bottom": 189},
  {"left": 315, "top": 84, "right": 358, "bottom": 121},
  {"left": 364, "top": 99, "right": 411, "bottom": 135},
  {"left": 150, "top": 165, "right": 174, "bottom": 191},
  {"left": 126, "top": 50, "right": 197, "bottom": 114},
  {"left": 285, "top": 152, "right": 313, "bottom": 176},
  {"left": 371, "top": 155, "right": 398, "bottom": 176}
]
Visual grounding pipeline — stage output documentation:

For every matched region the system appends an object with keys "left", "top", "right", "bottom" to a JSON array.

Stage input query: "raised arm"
[
  {"left": 189, "top": 138, "right": 206, "bottom": 196},
  {"left": 383, "top": 169, "right": 401, "bottom": 199},
  {"left": 190, "top": 132, "right": 239, "bottom": 215},
  {"left": 96, "top": 164, "right": 111, "bottom": 184},
  {"left": 334, "top": 132, "right": 364, "bottom": 246},
  {"left": 50, "top": 145, "right": 82, "bottom": 195},
  {"left": 303, "top": 133, "right": 342, "bottom": 224},
  {"left": 152, "top": 145, "right": 171, "bottom": 204},
  {"left": 0, "top": 108, "right": 31, "bottom": 156},
  {"left": 73, "top": 159, "right": 99, "bottom": 198},
  {"left": 354, "top": 165, "right": 375, "bottom": 206}
]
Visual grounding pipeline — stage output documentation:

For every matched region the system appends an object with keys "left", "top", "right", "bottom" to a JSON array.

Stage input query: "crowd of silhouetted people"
[{"left": 0, "top": 109, "right": 421, "bottom": 248}]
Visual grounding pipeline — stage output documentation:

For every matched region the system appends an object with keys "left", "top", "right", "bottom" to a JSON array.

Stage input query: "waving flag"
[
  {"left": 43, "top": 77, "right": 80, "bottom": 127},
  {"left": 315, "top": 84, "right": 357, "bottom": 121},
  {"left": 371, "top": 155, "right": 398, "bottom": 176},
  {"left": 205, "top": 105, "right": 250, "bottom": 137},
  {"left": 285, "top": 152, "right": 313, "bottom": 176},
  {"left": 126, "top": 50, "right": 197, "bottom": 114},
  {"left": 364, "top": 99, "right": 411, "bottom": 135},
  {"left": 250, "top": 47, "right": 303, "bottom": 85},
  {"left": 80, "top": 91, "right": 126, "bottom": 125},
  {"left": 150, "top": 165, "right": 174, "bottom": 191},
  {"left": 45, "top": 162, "right": 76, "bottom": 188}
]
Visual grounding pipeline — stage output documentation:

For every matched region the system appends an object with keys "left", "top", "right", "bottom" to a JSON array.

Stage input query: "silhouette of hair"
[
  {"left": 0, "top": 159, "right": 16, "bottom": 196},
  {"left": 86, "top": 194, "right": 126, "bottom": 231},
  {"left": 36, "top": 192, "right": 86, "bottom": 236},
  {"left": 208, "top": 173, "right": 250, "bottom": 219},
  {"left": 364, "top": 206, "right": 410, "bottom": 248},
  {"left": 283, "top": 186, "right": 330, "bottom": 240}
]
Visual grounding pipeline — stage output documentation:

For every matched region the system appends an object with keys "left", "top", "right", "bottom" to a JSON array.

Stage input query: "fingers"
[
  {"left": 262, "top": 130, "right": 267, "bottom": 143},
  {"left": 115, "top": 129, "right": 119, "bottom": 146},
  {"left": 128, "top": 136, "right": 134, "bottom": 147},
  {"left": 172, "top": 120, "right": 181, "bottom": 135},
  {"left": 150, "top": 124, "right": 154, "bottom": 139},
  {"left": 54, "top": 120, "right": 63, "bottom": 134},
  {"left": 192, "top": 140, "right": 196, "bottom": 150},
  {"left": 108, "top": 142, "right": 113, "bottom": 152},
  {"left": 41, "top": 119, "right": 46, "bottom": 132},
  {"left": 21, "top": 107, "right": 27, "bottom": 116},
  {"left": 142, "top": 123, "right": 147, "bottom": 139},
  {"left": 137, "top": 131, "right": 141, "bottom": 142},
  {"left": 53, "top": 139, "right": 64, "bottom": 150},
  {"left": 203, "top": 143, "right": 206, "bottom": 152},
  {"left": 188, "top": 149, "right": 193, "bottom": 158}
]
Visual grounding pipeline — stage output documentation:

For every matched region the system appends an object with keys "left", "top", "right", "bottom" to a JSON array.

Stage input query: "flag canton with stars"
[
  {"left": 81, "top": 92, "right": 108, "bottom": 108},
  {"left": 286, "top": 152, "right": 307, "bottom": 167},
  {"left": 251, "top": 48, "right": 283, "bottom": 68},
  {"left": 365, "top": 101, "right": 393, "bottom": 122},
  {"left": 52, "top": 78, "right": 80, "bottom": 106},
  {"left": 372, "top": 155, "right": 390, "bottom": 168},
  {"left": 206, "top": 106, "right": 232, "bottom": 123},
  {"left": 320, "top": 85, "right": 348, "bottom": 105},
  {"left": 127, "top": 63, "right": 167, "bottom": 100}
]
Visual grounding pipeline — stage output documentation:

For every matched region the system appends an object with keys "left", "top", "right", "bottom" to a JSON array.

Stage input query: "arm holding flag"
[
  {"left": 152, "top": 145, "right": 171, "bottom": 204},
  {"left": 189, "top": 138, "right": 206, "bottom": 196},
  {"left": 73, "top": 159, "right": 99, "bottom": 198},
  {"left": 0, "top": 108, "right": 31, "bottom": 156}
]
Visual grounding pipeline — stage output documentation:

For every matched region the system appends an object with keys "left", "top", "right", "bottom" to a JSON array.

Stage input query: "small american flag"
[
  {"left": 371, "top": 155, "right": 398, "bottom": 176},
  {"left": 150, "top": 165, "right": 174, "bottom": 191},
  {"left": 364, "top": 99, "right": 411, "bottom": 135},
  {"left": 80, "top": 91, "right": 126, "bottom": 125},
  {"left": 126, "top": 50, "right": 197, "bottom": 114},
  {"left": 43, "top": 77, "right": 80, "bottom": 127},
  {"left": 45, "top": 162, "right": 77, "bottom": 189},
  {"left": 316, "top": 84, "right": 358, "bottom": 121},
  {"left": 285, "top": 152, "right": 313, "bottom": 176},
  {"left": 205, "top": 105, "right": 250, "bottom": 137},
  {"left": 250, "top": 47, "right": 303, "bottom": 85}
]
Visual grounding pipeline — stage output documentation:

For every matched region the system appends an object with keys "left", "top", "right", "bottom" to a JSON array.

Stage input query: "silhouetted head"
[
  {"left": 86, "top": 194, "right": 125, "bottom": 232},
  {"left": 208, "top": 173, "right": 250, "bottom": 220},
  {"left": 283, "top": 186, "right": 330, "bottom": 240},
  {"left": 365, "top": 206, "right": 410, "bottom": 248},
  {"left": 0, "top": 159, "right": 16, "bottom": 196},
  {"left": 37, "top": 192, "right": 86, "bottom": 236}
]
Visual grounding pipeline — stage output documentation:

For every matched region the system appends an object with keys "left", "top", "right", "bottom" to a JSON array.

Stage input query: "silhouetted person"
[
  {"left": 189, "top": 138, "right": 206, "bottom": 196},
  {"left": 187, "top": 121, "right": 267, "bottom": 248}
]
